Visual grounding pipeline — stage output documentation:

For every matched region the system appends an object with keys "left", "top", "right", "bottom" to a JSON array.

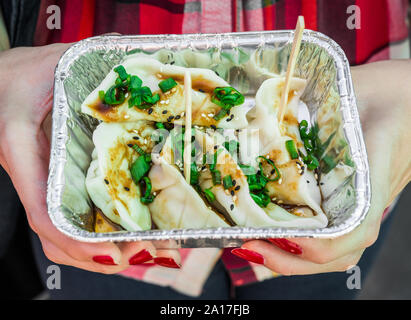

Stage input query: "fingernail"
[
  {"left": 129, "top": 249, "right": 153, "bottom": 265},
  {"left": 154, "top": 257, "right": 181, "bottom": 268},
  {"left": 92, "top": 255, "right": 117, "bottom": 265},
  {"left": 268, "top": 238, "right": 303, "bottom": 255},
  {"left": 231, "top": 248, "right": 264, "bottom": 264}
]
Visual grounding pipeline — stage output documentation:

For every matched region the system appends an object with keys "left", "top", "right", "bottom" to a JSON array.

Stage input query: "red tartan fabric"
[
  {"left": 34, "top": 0, "right": 409, "bottom": 65},
  {"left": 32, "top": 0, "right": 408, "bottom": 293}
]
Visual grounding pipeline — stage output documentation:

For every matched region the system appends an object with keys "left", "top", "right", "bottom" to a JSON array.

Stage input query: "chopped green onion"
[
  {"left": 250, "top": 192, "right": 270, "bottom": 208},
  {"left": 209, "top": 149, "right": 222, "bottom": 172},
  {"left": 257, "top": 156, "right": 281, "bottom": 182},
  {"left": 128, "top": 86, "right": 160, "bottom": 109},
  {"left": 212, "top": 170, "right": 222, "bottom": 185},
  {"left": 114, "top": 65, "right": 128, "bottom": 81},
  {"left": 239, "top": 164, "right": 257, "bottom": 176},
  {"left": 211, "top": 86, "right": 244, "bottom": 121},
  {"left": 140, "top": 177, "right": 155, "bottom": 204},
  {"left": 285, "top": 140, "right": 299, "bottom": 160},
  {"left": 212, "top": 87, "right": 244, "bottom": 107},
  {"left": 98, "top": 90, "right": 105, "bottom": 101},
  {"left": 223, "top": 175, "right": 233, "bottom": 189},
  {"left": 129, "top": 75, "right": 143, "bottom": 90},
  {"left": 299, "top": 120, "right": 313, "bottom": 140},
  {"left": 213, "top": 109, "right": 228, "bottom": 121},
  {"left": 303, "top": 138, "right": 313, "bottom": 153},
  {"left": 104, "top": 84, "right": 126, "bottom": 105},
  {"left": 204, "top": 188, "right": 216, "bottom": 203},
  {"left": 132, "top": 144, "right": 145, "bottom": 156},
  {"left": 131, "top": 156, "right": 151, "bottom": 184},
  {"left": 158, "top": 78, "right": 177, "bottom": 92},
  {"left": 249, "top": 183, "right": 264, "bottom": 192},
  {"left": 155, "top": 122, "right": 165, "bottom": 129},
  {"left": 190, "top": 163, "right": 199, "bottom": 185},
  {"left": 304, "top": 154, "right": 319, "bottom": 171}
]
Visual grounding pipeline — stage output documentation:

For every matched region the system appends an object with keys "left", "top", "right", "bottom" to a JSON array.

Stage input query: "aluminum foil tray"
[{"left": 48, "top": 31, "right": 371, "bottom": 247}]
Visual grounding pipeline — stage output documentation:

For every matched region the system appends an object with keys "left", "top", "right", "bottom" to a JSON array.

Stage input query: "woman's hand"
[
  {"left": 234, "top": 60, "right": 411, "bottom": 275},
  {"left": 0, "top": 44, "right": 181, "bottom": 273}
]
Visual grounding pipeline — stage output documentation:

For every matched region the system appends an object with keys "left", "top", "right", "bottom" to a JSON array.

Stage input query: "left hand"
[{"left": 233, "top": 60, "right": 411, "bottom": 275}]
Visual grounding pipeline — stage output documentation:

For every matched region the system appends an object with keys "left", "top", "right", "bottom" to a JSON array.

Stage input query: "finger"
[
  {"left": 150, "top": 240, "right": 182, "bottom": 268},
  {"left": 278, "top": 197, "right": 383, "bottom": 265},
  {"left": 243, "top": 240, "right": 364, "bottom": 275},
  {"left": 117, "top": 241, "right": 157, "bottom": 265},
  {"left": 40, "top": 237, "right": 128, "bottom": 274}
]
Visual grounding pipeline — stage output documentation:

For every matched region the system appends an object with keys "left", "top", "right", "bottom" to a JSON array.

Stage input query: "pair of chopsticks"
[{"left": 182, "top": 16, "right": 305, "bottom": 182}]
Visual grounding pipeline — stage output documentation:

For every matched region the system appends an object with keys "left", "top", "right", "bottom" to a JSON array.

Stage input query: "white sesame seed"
[{"left": 233, "top": 195, "right": 237, "bottom": 201}]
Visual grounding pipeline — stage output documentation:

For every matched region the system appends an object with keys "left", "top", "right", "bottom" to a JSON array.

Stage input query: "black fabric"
[
  {"left": 0, "top": 167, "right": 20, "bottom": 258},
  {"left": 0, "top": 0, "right": 41, "bottom": 47}
]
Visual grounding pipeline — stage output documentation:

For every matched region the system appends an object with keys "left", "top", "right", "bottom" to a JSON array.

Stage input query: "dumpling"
[
  {"left": 81, "top": 57, "right": 249, "bottom": 129},
  {"left": 148, "top": 133, "right": 229, "bottom": 229},
  {"left": 238, "top": 77, "right": 328, "bottom": 227},
  {"left": 195, "top": 130, "right": 326, "bottom": 228},
  {"left": 85, "top": 121, "right": 155, "bottom": 231}
]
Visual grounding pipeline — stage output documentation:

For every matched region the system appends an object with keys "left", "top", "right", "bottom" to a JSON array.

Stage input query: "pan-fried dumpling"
[
  {"left": 195, "top": 130, "right": 327, "bottom": 228},
  {"left": 85, "top": 121, "right": 155, "bottom": 231},
  {"left": 148, "top": 133, "right": 229, "bottom": 229},
  {"left": 238, "top": 77, "right": 327, "bottom": 227},
  {"left": 81, "top": 57, "right": 249, "bottom": 129}
]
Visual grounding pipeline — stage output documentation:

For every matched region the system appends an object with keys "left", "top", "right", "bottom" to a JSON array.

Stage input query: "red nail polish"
[
  {"left": 154, "top": 257, "right": 181, "bottom": 268},
  {"left": 129, "top": 249, "right": 153, "bottom": 265},
  {"left": 231, "top": 248, "right": 264, "bottom": 264},
  {"left": 92, "top": 255, "right": 117, "bottom": 265},
  {"left": 268, "top": 238, "right": 303, "bottom": 255}
]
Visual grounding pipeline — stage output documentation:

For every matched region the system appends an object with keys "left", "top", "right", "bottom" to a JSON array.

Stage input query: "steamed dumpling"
[
  {"left": 196, "top": 130, "right": 327, "bottom": 228},
  {"left": 148, "top": 133, "right": 229, "bottom": 229},
  {"left": 238, "top": 77, "right": 328, "bottom": 227},
  {"left": 85, "top": 121, "right": 155, "bottom": 231},
  {"left": 81, "top": 57, "right": 249, "bottom": 129}
]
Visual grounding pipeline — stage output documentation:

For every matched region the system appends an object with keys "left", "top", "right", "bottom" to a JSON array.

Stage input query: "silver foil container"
[{"left": 48, "top": 31, "right": 371, "bottom": 247}]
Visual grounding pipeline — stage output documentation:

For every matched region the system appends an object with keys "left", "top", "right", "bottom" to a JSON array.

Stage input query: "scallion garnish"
[
  {"left": 250, "top": 192, "right": 270, "bottom": 208},
  {"left": 223, "top": 175, "right": 233, "bottom": 189},
  {"left": 129, "top": 75, "right": 143, "bottom": 90},
  {"left": 303, "top": 153, "right": 319, "bottom": 171},
  {"left": 131, "top": 156, "right": 151, "bottom": 184},
  {"left": 140, "top": 176, "right": 155, "bottom": 204},
  {"left": 155, "top": 122, "right": 165, "bottom": 129},
  {"left": 104, "top": 84, "right": 126, "bottom": 105},
  {"left": 114, "top": 65, "right": 128, "bottom": 82},
  {"left": 158, "top": 78, "right": 178, "bottom": 92},
  {"left": 212, "top": 86, "right": 244, "bottom": 121},
  {"left": 132, "top": 144, "right": 145, "bottom": 156},
  {"left": 285, "top": 140, "right": 299, "bottom": 160},
  {"left": 190, "top": 163, "right": 199, "bottom": 185},
  {"left": 204, "top": 188, "right": 216, "bottom": 203},
  {"left": 257, "top": 156, "right": 281, "bottom": 182},
  {"left": 212, "top": 170, "right": 222, "bottom": 185}
]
